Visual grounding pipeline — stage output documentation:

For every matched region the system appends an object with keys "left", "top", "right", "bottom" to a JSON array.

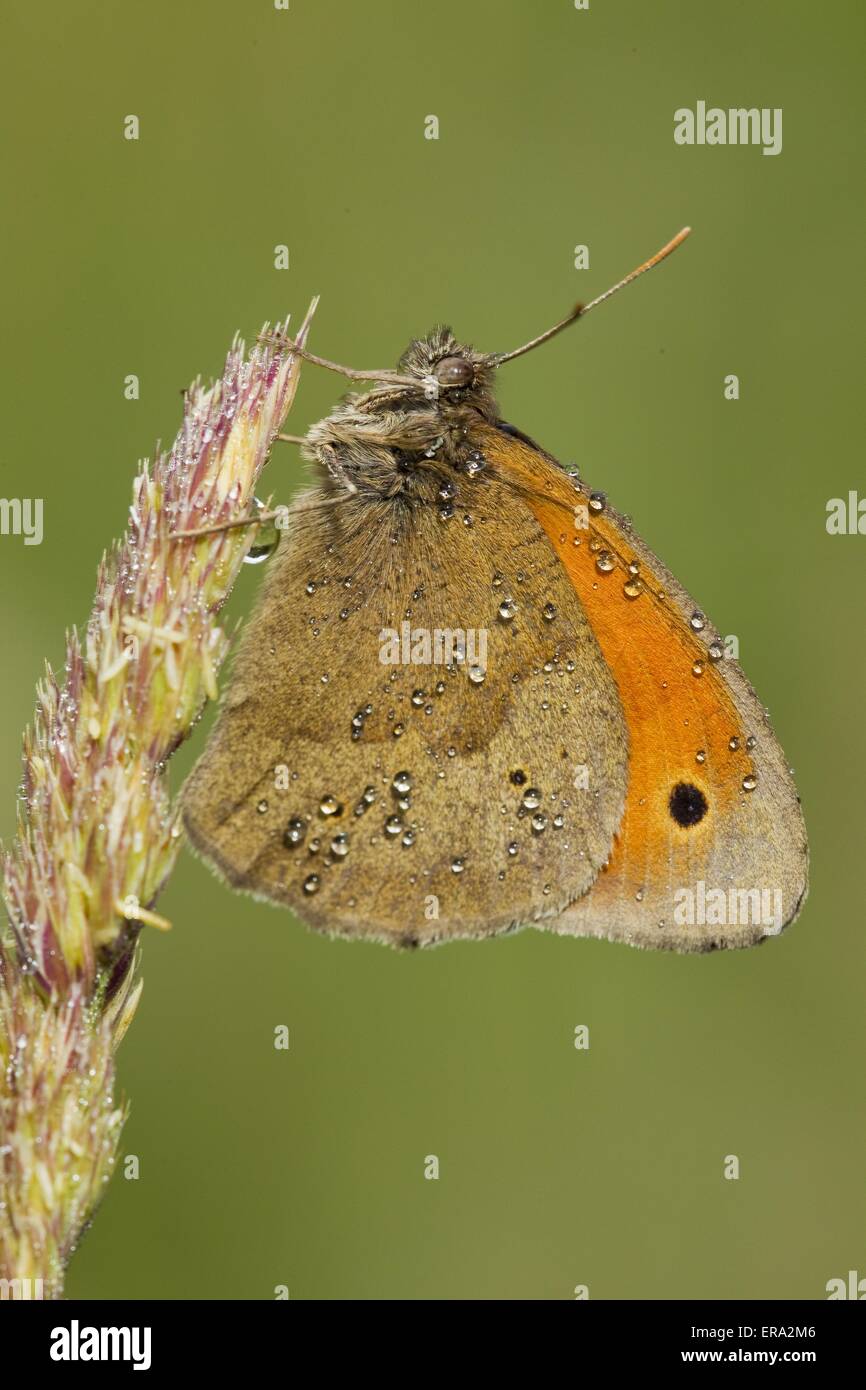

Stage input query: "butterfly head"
[{"left": 397, "top": 326, "right": 499, "bottom": 412}]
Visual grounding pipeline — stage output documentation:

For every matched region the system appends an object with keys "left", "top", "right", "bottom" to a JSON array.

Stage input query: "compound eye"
[{"left": 435, "top": 356, "right": 474, "bottom": 387}]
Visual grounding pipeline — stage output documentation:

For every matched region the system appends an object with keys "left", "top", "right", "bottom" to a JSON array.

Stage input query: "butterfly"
[{"left": 182, "top": 229, "right": 808, "bottom": 952}]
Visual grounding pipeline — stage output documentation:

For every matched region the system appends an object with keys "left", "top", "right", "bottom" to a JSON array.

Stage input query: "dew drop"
[
  {"left": 451, "top": 857, "right": 465, "bottom": 874},
  {"left": 244, "top": 501, "right": 280, "bottom": 564},
  {"left": 320, "top": 795, "right": 342, "bottom": 816},
  {"left": 283, "top": 818, "right": 306, "bottom": 847},
  {"left": 331, "top": 833, "right": 350, "bottom": 857},
  {"left": 498, "top": 597, "right": 518, "bottom": 620},
  {"left": 543, "top": 602, "right": 557, "bottom": 621},
  {"left": 728, "top": 736, "right": 740, "bottom": 752},
  {"left": 595, "top": 550, "right": 615, "bottom": 574},
  {"left": 589, "top": 491, "right": 606, "bottom": 513},
  {"left": 689, "top": 611, "right": 705, "bottom": 631},
  {"left": 256, "top": 799, "right": 269, "bottom": 814},
  {"left": 468, "top": 665, "right": 486, "bottom": 684},
  {"left": 244, "top": 538, "right": 278, "bottom": 565},
  {"left": 392, "top": 771, "right": 412, "bottom": 794},
  {"left": 303, "top": 874, "right": 320, "bottom": 894},
  {"left": 742, "top": 773, "right": 757, "bottom": 792},
  {"left": 521, "top": 787, "right": 542, "bottom": 810}
]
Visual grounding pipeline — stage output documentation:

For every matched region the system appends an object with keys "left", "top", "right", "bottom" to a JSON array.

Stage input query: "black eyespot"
[
  {"left": 668, "top": 782, "right": 708, "bottom": 827},
  {"left": 510, "top": 770, "right": 528, "bottom": 785},
  {"left": 435, "top": 356, "right": 474, "bottom": 387}
]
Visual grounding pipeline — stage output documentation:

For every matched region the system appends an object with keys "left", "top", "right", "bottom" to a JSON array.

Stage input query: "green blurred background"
[{"left": 1, "top": 0, "right": 864, "bottom": 1300}]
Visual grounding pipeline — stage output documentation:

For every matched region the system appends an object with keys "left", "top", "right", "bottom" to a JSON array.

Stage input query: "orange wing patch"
[{"left": 481, "top": 425, "right": 757, "bottom": 920}]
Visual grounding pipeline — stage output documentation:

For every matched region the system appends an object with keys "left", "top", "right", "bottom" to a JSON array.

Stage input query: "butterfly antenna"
[
  {"left": 258, "top": 327, "right": 417, "bottom": 387},
  {"left": 494, "top": 226, "right": 692, "bottom": 366}
]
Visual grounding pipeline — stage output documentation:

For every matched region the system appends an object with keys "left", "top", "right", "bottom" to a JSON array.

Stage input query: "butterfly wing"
[
  {"left": 182, "top": 470, "right": 629, "bottom": 945},
  {"left": 481, "top": 422, "right": 808, "bottom": 952}
]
